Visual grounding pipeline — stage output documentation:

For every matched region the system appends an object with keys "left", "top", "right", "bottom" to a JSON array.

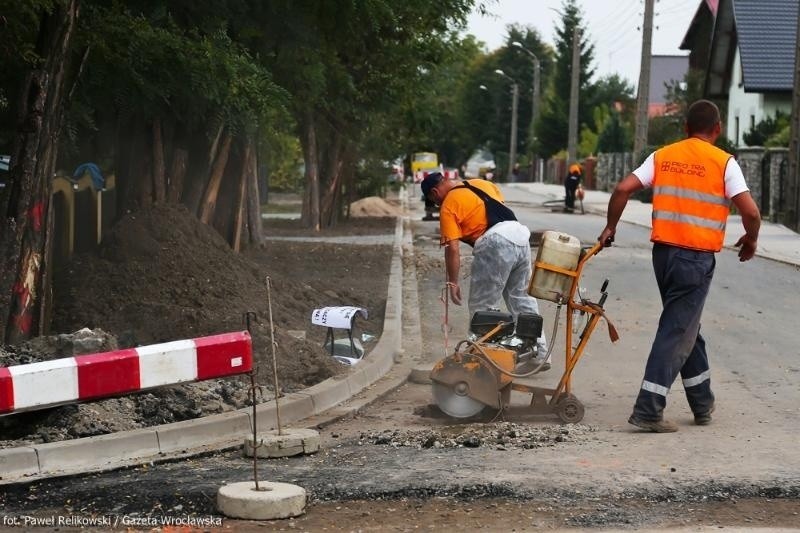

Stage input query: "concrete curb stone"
[
  {"left": 156, "top": 411, "right": 252, "bottom": 455},
  {"left": 0, "top": 447, "right": 39, "bottom": 480}
]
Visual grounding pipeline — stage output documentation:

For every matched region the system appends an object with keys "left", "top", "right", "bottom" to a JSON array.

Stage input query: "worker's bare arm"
[
  {"left": 598, "top": 173, "right": 644, "bottom": 246},
  {"left": 731, "top": 191, "right": 761, "bottom": 262},
  {"left": 444, "top": 240, "right": 462, "bottom": 304}
]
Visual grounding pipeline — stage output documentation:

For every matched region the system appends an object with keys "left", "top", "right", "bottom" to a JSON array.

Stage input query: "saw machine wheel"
[{"left": 555, "top": 393, "right": 585, "bottom": 424}]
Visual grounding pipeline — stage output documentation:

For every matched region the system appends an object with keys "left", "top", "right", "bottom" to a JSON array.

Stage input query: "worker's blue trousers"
[{"left": 632, "top": 243, "right": 716, "bottom": 421}]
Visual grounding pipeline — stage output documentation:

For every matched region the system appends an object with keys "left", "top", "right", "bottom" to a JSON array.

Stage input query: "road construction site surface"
[{"left": 1, "top": 186, "right": 799, "bottom": 531}]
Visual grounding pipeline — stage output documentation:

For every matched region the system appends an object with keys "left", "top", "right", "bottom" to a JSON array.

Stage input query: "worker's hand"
[
  {"left": 448, "top": 282, "right": 462, "bottom": 306},
  {"left": 598, "top": 227, "right": 615, "bottom": 249},
  {"left": 734, "top": 234, "right": 757, "bottom": 262}
]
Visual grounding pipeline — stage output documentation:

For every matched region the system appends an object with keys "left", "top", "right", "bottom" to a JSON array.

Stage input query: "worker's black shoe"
[
  {"left": 628, "top": 414, "right": 678, "bottom": 433},
  {"left": 514, "top": 358, "right": 550, "bottom": 375},
  {"left": 694, "top": 404, "right": 715, "bottom": 426}
]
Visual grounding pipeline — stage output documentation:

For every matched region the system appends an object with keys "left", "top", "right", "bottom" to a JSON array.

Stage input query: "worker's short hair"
[{"left": 686, "top": 100, "right": 721, "bottom": 135}]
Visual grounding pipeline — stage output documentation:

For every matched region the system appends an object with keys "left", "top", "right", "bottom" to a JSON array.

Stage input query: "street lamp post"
[
  {"left": 495, "top": 69, "right": 519, "bottom": 182},
  {"left": 512, "top": 41, "right": 541, "bottom": 182}
]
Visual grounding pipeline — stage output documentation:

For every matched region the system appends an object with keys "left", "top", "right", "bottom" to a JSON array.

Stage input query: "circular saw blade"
[{"left": 432, "top": 381, "right": 486, "bottom": 418}]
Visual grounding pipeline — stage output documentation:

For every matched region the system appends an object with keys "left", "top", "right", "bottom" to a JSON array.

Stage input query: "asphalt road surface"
[{"left": 0, "top": 185, "right": 798, "bottom": 531}]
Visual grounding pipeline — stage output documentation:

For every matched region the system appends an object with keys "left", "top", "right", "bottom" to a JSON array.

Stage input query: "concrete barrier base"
[
  {"left": 408, "top": 364, "right": 435, "bottom": 385},
  {"left": 217, "top": 481, "right": 306, "bottom": 520}
]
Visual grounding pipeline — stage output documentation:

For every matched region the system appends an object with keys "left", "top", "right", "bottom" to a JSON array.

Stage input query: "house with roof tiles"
[{"left": 682, "top": 0, "right": 798, "bottom": 147}]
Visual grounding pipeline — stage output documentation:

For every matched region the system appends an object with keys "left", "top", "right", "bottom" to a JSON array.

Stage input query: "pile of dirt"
[
  {"left": 0, "top": 204, "right": 394, "bottom": 447},
  {"left": 349, "top": 197, "right": 402, "bottom": 217}
]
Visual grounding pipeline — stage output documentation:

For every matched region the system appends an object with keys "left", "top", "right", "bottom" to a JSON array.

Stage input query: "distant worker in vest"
[
  {"left": 421, "top": 172, "right": 550, "bottom": 372},
  {"left": 564, "top": 163, "right": 582, "bottom": 212},
  {"left": 597, "top": 99, "right": 761, "bottom": 433}
]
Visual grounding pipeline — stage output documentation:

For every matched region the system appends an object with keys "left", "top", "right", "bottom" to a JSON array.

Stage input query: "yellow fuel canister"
[{"left": 528, "top": 231, "right": 581, "bottom": 302}]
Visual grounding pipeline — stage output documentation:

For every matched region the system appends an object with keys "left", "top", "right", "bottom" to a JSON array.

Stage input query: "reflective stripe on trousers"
[
  {"left": 633, "top": 243, "right": 716, "bottom": 421},
  {"left": 468, "top": 232, "right": 548, "bottom": 359}
]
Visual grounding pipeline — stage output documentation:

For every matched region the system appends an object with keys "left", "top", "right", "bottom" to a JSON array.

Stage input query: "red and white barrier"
[
  {"left": 0, "top": 331, "right": 252, "bottom": 415},
  {"left": 413, "top": 168, "right": 459, "bottom": 183}
]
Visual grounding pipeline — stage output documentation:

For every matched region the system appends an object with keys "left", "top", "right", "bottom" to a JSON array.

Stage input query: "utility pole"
[
  {"left": 532, "top": 59, "right": 541, "bottom": 180},
  {"left": 509, "top": 83, "right": 519, "bottom": 180},
  {"left": 633, "top": 0, "right": 655, "bottom": 161},
  {"left": 567, "top": 25, "right": 581, "bottom": 165},
  {"left": 786, "top": 4, "right": 800, "bottom": 230},
  {"left": 512, "top": 41, "right": 541, "bottom": 181},
  {"left": 495, "top": 69, "right": 520, "bottom": 181}
]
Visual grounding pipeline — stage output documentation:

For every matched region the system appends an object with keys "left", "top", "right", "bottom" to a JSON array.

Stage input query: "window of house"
[
  {"left": 735, "top": 117, "right": 740, "bottom": 145},
  {"left": 750, "top": 115, "right": 755, "bottom": 131}
]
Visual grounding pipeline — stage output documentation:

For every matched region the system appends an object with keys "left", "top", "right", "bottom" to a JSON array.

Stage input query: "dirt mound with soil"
[
  {"left": 349, "top": 197, "right": 402, "bottom": 217},
  {"left": 0, "top": 205, "right": 393, "bottom": 447}
]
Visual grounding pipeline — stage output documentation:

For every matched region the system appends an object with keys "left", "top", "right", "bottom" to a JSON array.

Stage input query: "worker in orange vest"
[
  {"left": 598, "top": 99, "right": 761, "bottom": 433},
  {"left": 564, "top": 163, "right": 582, "bottom": 211}
]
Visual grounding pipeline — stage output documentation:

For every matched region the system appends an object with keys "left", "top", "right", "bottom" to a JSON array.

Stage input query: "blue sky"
[{"left": 465, "top": 0, "right": 699, "bottom": 88}]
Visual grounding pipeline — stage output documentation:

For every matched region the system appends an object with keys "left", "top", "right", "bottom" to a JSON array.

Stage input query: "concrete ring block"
[
  {"left": 217, "top": 481, "right": 306, "bottom": 520},
  {"left": 244, "top": 428, "right": 320, "bottom": 458},
  {"left": 408, "top": 365, "right": 434, "bottom": 385}
]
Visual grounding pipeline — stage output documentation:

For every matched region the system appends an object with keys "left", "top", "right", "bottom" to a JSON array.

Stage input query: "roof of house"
[
  {"left": 649, "top": 56, "right": 689, "bottom": 104},
  {"left": 736, "top": 0, "right": 798, "bottom": 91},
  {"left": 680, "top": 0, "right": 718, "bottom": 51},
  {"left": 706, "top": 0, "right": 798, "bottom": 96}
]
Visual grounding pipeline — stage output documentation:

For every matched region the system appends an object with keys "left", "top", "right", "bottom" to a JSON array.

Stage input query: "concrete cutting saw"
[{"left": 430, "top": 238, "right": 618, "bottom": 423}]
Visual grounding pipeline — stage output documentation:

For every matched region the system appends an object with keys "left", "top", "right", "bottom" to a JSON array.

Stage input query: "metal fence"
[{"left": 543, "top": 148, "right": 791, "bottom": 224}]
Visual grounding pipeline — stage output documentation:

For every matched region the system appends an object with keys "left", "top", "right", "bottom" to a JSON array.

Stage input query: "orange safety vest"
[{"left": 651, "top": 137, "right": 732, "bottom": 252}]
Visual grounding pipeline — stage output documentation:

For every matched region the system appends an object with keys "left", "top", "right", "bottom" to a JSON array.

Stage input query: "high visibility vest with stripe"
[{"left": 651, "top": 138, "right": 731, "bottom": 252}]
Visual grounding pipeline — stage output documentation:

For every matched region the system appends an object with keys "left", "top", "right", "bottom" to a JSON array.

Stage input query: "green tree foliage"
[
  {"left": 536, "top": 0, "right": 596, "bottom": 158},
  {"left": 578, "top": 105, "right": 609, "bottom": 156},
  {"left": 232, "top": 0, "right": 478, "bottom": 225},
  {"left": 647, "top": 115, "right": 683, "bottom": 147},
  {"left": 743, "top": 111, "right": 790, "bottom": 147},
  {"left": 597, "top": 109, "right": 630, "bottom": 153},
  {"left": 575, "top": 74, "right": 635, "bottom": 156},
  {"left": 399, "top": 34, "right": 485, "bottom": 168},
  {"left": 72, "top": 3, "right": 289, "bottom": 152},
  {"left": 0, "top": 0, "right": 59, "bottom": 149}
]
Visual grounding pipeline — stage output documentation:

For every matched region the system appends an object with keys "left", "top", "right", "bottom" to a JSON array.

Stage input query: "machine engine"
[{"left": 469, "top": 310, "right": 543, "bottom": 361}]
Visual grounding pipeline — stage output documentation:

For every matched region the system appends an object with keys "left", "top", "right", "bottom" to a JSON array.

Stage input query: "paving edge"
[{"left": 0, "top": 216, "right": 408, "bottom": 485}]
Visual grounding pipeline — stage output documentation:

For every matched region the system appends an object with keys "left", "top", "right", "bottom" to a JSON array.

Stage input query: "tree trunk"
[
  {"left": 231, "top": 140, "right": 252, "bottom": 252},
  {"left": 0, "top": 1, "right": 80, "bottom": 343},
  {"left": 320, "top": 135, "right": 344, "bottom": 228},
  {"left": 152, "top": 118, "right": 166, "bottom": 203},
  {"left": 181, "top": 131, "right": 212, "bottom": 213},
  {"left": 342, "top": 147, "right": 358, "bottom": 218},
  {"left": 167, "top": 148, "right": 188, "bottom": 203},
  {"left": 199, "top": 129, "right": 233, "bottom": 224},
  {"left": 300, "top": 113, "right": 320, "bottom": 231},
  {"left": 246, "top": 141, "right": 264, "bottom": 246},
  {"left": 208, "top": 123, "right": 224, "bottom": 168}
]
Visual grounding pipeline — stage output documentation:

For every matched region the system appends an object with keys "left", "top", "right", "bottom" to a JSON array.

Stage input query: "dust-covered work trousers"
[
  {"left": 468, "top": 231, "right": 548, "bottom": 359},
  {"left": 632, "top": 243, "right": 716, "bottom": 420}
]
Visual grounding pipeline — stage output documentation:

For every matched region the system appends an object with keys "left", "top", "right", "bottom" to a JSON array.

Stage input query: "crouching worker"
[{"left": 421, "top": 172, "right": 550, "bottom": 372}]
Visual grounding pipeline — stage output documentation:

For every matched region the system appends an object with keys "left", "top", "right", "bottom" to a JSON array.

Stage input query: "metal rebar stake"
[
  {"left": 243, "top": 311, "right": 264, "bottom": 491},
  {"left": 266, "top": 276, "right": 282, "bottom": 435}
]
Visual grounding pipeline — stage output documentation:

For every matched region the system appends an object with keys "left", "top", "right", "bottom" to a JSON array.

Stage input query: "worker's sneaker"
[
  {"left": 627, "top": 414, "right": 678, "bottom": 433},
  {"left": 694, "top": 404, "right": 715, "bottom": 426}
]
